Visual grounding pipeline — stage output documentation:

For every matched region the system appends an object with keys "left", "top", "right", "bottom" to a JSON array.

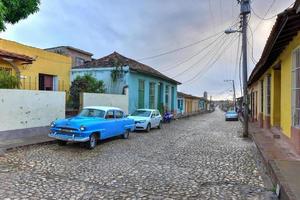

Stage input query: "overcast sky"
[{"left": 0, "top": 0, "right": 294, "bottom": 100}]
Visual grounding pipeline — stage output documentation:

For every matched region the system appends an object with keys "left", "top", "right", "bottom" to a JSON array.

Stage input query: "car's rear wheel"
[
  {"left": 57, "top": 140, "right": 67, "bottom": 146},
  {"left": 122, "top": 130, "right": 130, "bottom": 139},
  {"left": 86, "top": 133, "right": 97, "bottom": 149},
  {"left": 146, "top": 123, "right": 151, "bottom": 132}
]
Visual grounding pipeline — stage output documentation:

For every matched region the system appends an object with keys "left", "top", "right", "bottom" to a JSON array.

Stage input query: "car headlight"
[
  {"left": 80, "top": 125, "right": 86, "bottom": 131},
  {"left": 138, "top": 120, "right": 146, "bottom": 123},
  {"left": 50, "top": 121, "right": 55, "bottom": 128}
]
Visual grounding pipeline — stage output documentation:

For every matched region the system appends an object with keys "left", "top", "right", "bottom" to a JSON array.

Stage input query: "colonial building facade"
[
  {"left": 248, "top": 2, "right": 300, "bottom": 152},
  {"left": 0, "top": 39, "right": 72, "bottom": 91},
  {"left": 71, "top": 52, "right": 180, "bottom": 114}
]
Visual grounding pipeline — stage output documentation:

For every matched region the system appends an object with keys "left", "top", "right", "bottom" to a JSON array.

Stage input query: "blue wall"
[
  {"left": 71, "top": 67, "right": 130, "bottom": 94},
  {"left": 71, "top": 67, "right": 178, "bottom": 114},
  {"left": 127, "top": 71, "right": 177, "bottom": 114}
]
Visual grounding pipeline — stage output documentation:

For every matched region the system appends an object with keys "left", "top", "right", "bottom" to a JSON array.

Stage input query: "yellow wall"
[
  {"left": 252, "top": 32, "right": 300, "bottom": 138},
  {"left": 277, "top": 33, "right": 300, "bottom": 137},
  {"left": 0, "top": 38, "right": 72, "bottom": 91}
]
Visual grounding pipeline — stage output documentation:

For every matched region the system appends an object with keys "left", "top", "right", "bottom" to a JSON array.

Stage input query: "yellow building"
[
  {"left": 0, "top": 38, "right": 72, "bottom": 91},
  {"left": 248, "top": 1, "right": 300, "bottom": 152}
]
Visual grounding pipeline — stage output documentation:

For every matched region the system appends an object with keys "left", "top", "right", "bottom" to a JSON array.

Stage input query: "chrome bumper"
[{"left": 48, "top": 133, "right": 90, "bottom": 142}]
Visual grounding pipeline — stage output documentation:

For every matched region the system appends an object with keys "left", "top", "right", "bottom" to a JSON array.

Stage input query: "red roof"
[
  {"left": 73, "top": 52, "right": 181, "bottom": 85},
  {"left": 0, "top": 49, "right": 35, "bottom": 64}
]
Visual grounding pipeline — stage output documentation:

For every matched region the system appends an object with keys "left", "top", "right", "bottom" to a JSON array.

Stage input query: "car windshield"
[
  {"left": 78, "top": 109, "right": 106, "bottom": 118},
  {"left": 131, "top": 110, "right": 151, "bottom": 117}
]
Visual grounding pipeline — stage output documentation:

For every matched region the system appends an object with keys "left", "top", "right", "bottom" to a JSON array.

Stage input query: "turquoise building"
[{"left": 72, "top": 52, "right": 180, "bottom": 114}]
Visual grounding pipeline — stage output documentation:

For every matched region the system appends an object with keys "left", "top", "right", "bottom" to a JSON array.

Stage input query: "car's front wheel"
[
  {"left": 57, "top": 140, "right": 67, "bottom": 146},
  {"left": 158, "top": 121, "right": 162, "bottom": 129},
  {"left": 86, "top": 133, "right": 97, "bottom": 149},
  {"left": 146, "top": 123, "right": 151, "bottom": 132},
  {"left": 122, "top": 130, "right": 130, "bottom": 139}
]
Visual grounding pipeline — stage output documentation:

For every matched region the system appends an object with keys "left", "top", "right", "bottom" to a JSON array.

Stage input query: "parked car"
[
  {"left": 49, "top": 106, "right": 135, "bottom": 149},
  {"left": 128, "top": 109, "right": 162, "bottom": 132},
  {"left": 225, "top": 110, "right": 239, "bottom": 121}
]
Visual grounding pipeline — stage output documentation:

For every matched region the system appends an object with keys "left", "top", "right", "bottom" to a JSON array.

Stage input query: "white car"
[{"left": 128, "top": 109, "right": 162, "bottom": 132}]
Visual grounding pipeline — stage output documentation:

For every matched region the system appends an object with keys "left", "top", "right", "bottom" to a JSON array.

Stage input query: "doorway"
[{"left": 39, "top": 73, "right": 54, "bottom": 91}]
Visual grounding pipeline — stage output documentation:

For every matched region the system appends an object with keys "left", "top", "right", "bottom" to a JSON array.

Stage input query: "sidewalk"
[
  {"left": 250, "top": 122, "right": 300, "bottom": 200},
  {"left": 0, "top": 127, "right": 55, "bottom": 156}
]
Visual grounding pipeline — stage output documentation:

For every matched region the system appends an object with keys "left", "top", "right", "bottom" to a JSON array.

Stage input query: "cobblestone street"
[{"left": 0, "top": 109, "right": 275, "bottom": 199}]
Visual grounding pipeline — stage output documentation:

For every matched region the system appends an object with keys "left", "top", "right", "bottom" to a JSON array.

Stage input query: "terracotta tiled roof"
[
  {"left": 0, "top": 49, "right": 35, "bottom": 63},
  {"left": 45, "top": 46, "right": 93, "bottom": 56},
  {"left": 248, "top": 0, "right": 300, "bottom": 85},
  {"left": 73, "top": 52, "right": 181, "bottom": 84},
  {"left": 177, "top": 91, "right": 201, "bottom": 99}
]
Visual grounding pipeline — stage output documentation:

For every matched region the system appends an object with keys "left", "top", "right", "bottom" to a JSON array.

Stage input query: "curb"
[
  {"left": 250, "top": 131, "right": 296, "bottom": 200},
  {"left": 0, "top": 139, "right": 57, "bottom": 156}
]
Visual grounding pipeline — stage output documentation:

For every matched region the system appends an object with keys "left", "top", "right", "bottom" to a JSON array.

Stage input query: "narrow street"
[{"left": 0, "top": 109, "right": 274, "bottom": 199}]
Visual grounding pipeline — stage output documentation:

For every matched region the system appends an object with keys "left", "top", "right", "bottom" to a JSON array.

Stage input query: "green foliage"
[
  {"left": 0, "top": 0, "right": 40, "bottom": 31},
  {"left": 111, "top": 59, "right": 124, "bottom": 82},
  {"left": 70, "top": 74, "right": 105, "bottom": 109},
  {"left": 0, "top": 70, "right": 20, "bottom": 89}
]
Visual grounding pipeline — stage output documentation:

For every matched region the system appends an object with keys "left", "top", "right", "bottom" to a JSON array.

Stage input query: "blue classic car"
[{"left": 49, "top": 106, "right": 135, "bottom": 149}]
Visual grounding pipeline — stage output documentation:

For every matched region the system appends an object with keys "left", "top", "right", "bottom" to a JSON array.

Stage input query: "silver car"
[{"left": 225, "top": 111, "right": 239, "bottom": 121}]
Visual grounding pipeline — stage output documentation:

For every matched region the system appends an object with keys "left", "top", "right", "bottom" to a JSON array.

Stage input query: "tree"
[
  {"left": 70, "top": 74, "right": 105, "bottom": 109},
  {"left": 0, "top": 0, "right": 40, "bottom": 31},
  {"left": 0, "top": 70, "right": 20, "bottom": 89}
]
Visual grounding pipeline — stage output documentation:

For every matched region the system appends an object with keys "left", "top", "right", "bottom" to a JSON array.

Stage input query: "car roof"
[
  {"left": 136, "top": 109, "right": 157, "bottom": 112},
  {"left": 83, "top": 106, "right": 123, "bottom": 112}
]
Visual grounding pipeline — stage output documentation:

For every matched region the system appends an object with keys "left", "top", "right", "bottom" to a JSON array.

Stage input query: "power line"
[
  {"left": 137, "top": 31, "right": 224, "bottom": 61},
  {"left": 252, "top": 0, "right": 276, "bottom": 32},
  {"left": 158, "top": 20, "right": 240, "bottom": 72},
  {"left": 247, "top": 23, "right": 258, "bottom": 64},
  {"left": 183, "top": 34, "right": 238, "bottom": 84},
  {"left": 169, "top": 21, "right": 241, "bottom": 78},
  {"left": 251, "top": 7, "right": 277, "bottom": 21},
  {"left": 234, "top": 33, "right": 241, "bottom": 86},
  {"left": 172, "top": 34, "right": 230, "bottom": 78},
  {"left": 168, "top": 34, "right": 227, "bottom": 77},
  {"left": 160, "top": 33, "right": 226, "bottom": 72}
]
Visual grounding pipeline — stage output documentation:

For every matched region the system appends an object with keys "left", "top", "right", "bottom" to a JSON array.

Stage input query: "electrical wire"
[
  {"left": 137, "top": 31, "right": 224, "bottom": 61},
  {"left": 182, "top": 34, "right": 239, "bottom": 84},
  {"left": 157, "top": 19, "right": 240, "bottom": 72},
  {"left": 248, "top": 23, "right": 258, "bottom": 64},
  {"left": 234, "top": 33, "right": 241, "bottom": 89},
  {"left": 251, "top": 7, "right": 277, "bottom": 21},
  {"left": 252, "top": 0, "right": 276, "bottom": 32},
  {"left": 169, "top": 34, "right": 227, "bottom": 77},
  {"left": 160, "top": 33, "right": 226, "bottom": 72}
]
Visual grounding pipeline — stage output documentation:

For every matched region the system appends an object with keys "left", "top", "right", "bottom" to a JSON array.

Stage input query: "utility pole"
[
  {"left": 241, "top": 0, "right": 250, "bottom": 137},
  {"left": 224, "top": 80, "right": 236, "bottom": 111},
  {"left": 225, "top": 0, "right": 250, "bottom": 137}
]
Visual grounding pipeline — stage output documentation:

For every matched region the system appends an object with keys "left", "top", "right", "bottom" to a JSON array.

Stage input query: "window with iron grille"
[
  {"left": 165, "top": 85, "right": 169, "bottom": 105},
  {"left": 292, "top": 48, "right": 300, "bottom": 127},
  {"left": 149, "top": 82, "right": 155, "bottom": 109},
  {"left": 266, "top": 75, "right": 271, "bottom": 115},
  {"left": 138, "top": 80, "right": 145, "bottom": 108},
  {"left": 260, "top": 80, "right": 264, "bottom": 113}
]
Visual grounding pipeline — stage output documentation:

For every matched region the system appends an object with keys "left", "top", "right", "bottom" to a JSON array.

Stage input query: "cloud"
[{"left": 0, "top": 0, "right": 295, "bottom": 99}]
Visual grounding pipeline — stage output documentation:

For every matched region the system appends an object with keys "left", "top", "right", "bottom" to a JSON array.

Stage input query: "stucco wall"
[
  {"left": 0, "top": 39, "right": 72, "bottom": 91},
  {"left": 81, "top": 92, "right": 129, "bottom": 114},
  {"left": 128, "top": 71, "right": 178, "bottom": 114},
  {"left": 72, "top": 67, "right": 129, "bottom": 94},
  {"left": 0, "top": 89, "right": 65, "bottom": 131}
]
